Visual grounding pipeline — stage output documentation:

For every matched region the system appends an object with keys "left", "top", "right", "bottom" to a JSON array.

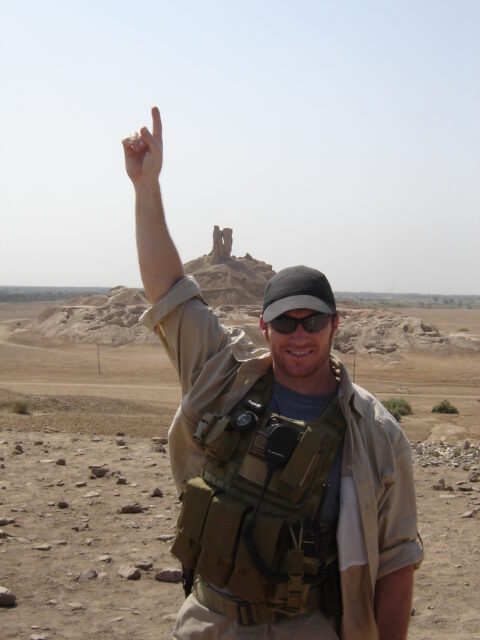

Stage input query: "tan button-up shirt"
[{"left": 142, "top": 276, "right": 423, "bottom": 639}]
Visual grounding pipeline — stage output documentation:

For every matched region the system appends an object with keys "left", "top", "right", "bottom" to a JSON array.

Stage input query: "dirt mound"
[
  {"left": 27, "top": 288, "right": 480, "bottom": 354},
  {"left": 334, "top": 309, "right": 480, "bottom": 354},
  {"left": 28, "top": 286, "right": 155, "bottom": 346},
  {"left": 27, "top": 229, "right": 275, "bottom": 345},
  {"left": 184, "top": 252, "right": 275, "bottom": 306},
  {"left": 24, "top": 223, "right": 480, "bottom": 355}
]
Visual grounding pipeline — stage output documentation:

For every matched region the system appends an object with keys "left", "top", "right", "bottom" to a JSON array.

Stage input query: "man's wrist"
[{"left": 133, "top": 176, "right": 161, "bottom": 198}]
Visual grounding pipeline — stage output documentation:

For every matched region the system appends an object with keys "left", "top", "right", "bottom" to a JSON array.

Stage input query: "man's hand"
[
  {"left": 123, "top": 106, "right": 184, "bottom": 303},
  {"left": 122, "top": 106, "right": 163, "bottom": 185}
]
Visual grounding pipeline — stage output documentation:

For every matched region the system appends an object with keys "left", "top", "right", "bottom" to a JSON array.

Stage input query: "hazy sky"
[{"left": 1, "top": 1, "right": 479, "bottom": 294}]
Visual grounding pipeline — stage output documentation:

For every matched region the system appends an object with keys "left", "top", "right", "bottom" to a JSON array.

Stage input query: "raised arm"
[{"left": 122, "top": 106, "right": 184, "bottom": 303}]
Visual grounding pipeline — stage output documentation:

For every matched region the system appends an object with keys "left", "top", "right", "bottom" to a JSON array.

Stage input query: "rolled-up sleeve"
[
  {"left": 376, "top": 424, "right": 424, "bottom": 578},
  {"left": 141, "top": 276, "right": 233, "bottom": 397}
]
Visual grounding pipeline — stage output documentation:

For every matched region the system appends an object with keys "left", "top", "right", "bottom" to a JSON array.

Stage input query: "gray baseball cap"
[{"left": 262, "top": 266, "right": 336, "bottom": 323}]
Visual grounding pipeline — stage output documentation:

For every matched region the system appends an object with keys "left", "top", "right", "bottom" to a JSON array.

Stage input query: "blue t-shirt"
[{"left": 268, "top": 379, "right": 343, "bottom": 523}]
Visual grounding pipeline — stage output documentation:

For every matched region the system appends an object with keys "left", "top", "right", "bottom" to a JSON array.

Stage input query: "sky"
[{"left": 1, "top": 0, "right": 479, "bottom": 295}]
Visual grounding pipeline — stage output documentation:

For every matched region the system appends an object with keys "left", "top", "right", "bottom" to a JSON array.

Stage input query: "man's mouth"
[{"left": 287, "top": 349, "right": 314, "bottom": 357}]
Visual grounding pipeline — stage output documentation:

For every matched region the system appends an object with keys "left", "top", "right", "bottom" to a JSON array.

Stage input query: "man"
[{"left": 123, "top": 107, "right": 423, "bottom": 640}]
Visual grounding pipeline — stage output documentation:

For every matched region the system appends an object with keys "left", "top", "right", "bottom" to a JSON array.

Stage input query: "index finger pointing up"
[{"left": 151, "top": 106, "right": 162, "bottom": 142}]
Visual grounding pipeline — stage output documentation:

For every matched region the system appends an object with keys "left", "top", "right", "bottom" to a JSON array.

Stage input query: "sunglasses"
[{"left": 270, "top": 312, "right": 333, "bottom": 334}]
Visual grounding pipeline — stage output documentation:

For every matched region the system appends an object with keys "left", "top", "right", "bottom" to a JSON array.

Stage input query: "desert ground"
[{"left": 1, "top": 301, "right": 480, "bottom": 639}]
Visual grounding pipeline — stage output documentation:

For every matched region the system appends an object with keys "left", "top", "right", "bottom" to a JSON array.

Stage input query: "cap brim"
[{"left": 262, "top": 295, "right": 335, "bottom": 323}]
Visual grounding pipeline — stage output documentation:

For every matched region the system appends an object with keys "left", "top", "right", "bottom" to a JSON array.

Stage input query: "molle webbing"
[
  {"left": 200, "top": 372, "right": 274, "bottom": 488},
  {"left": 172, "top": 373, "right": 346, "bottom": 619},
  {"left": 202, "top": 382, "right": 345, "bottom": 521}
]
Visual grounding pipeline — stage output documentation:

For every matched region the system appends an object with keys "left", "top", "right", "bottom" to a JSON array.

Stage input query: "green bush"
[
  {"left": 432, "top": 399, "right": 459, "bottom": 414},
  {"left": 11, "top": 400, "right": 30, "bottom": 415},
  {"left": 382, "top": 398, "right": 412, "bottom": 422}
]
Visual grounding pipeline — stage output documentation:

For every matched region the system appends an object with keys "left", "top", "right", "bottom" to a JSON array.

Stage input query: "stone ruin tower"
[{"left": 210, "top": 225, "right": 233, "bottom": 264}]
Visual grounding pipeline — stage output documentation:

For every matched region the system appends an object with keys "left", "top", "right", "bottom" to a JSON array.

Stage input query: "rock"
[
  {"left": 150, "top": 487, "right": 164, "bottom": 498},
  {"left": 156, "top": 534, "right": 175, "bottom": 542},
  {"left": 76, "top": 481, "right": 87, "bottom": 488},
  {"left": 0, "top": 518, "right": 15, "bottom": 526},
  {"left": 155, "top": 568, "right": 182, "bottom": 583},
  {"left": 30, "top": 635, "right": 47, "bottom": 640},
  {"left": 57, "top": 501, "right": 69, "bottom": 509},
  {"left": 458, "top": 485, "right": 473, "bottom": 492},
  {"left": 33, "top": 544, "right": 51, "bottom": 551},
  {"left": 67, "top": 602, "right": 84, "bottom": 611},
  {"left": 152, "top": 443, "right": 166, "bottom": 453},
  {"left": 83, "top": 491, "right": 101, "bottom": 498},
  {"left": 116, "top": 438, "right": 126, "bottom": 446},
  {"left": 97, "top": 554, "right": 112, "bottom": 563},
  {"left": 0, "top": 585, "right": 17, "bottom": 607},
  {"left": 34, "top": 440, "right": 44, "bottom": 446},
  {"left": 432, "top": 478, "right": 454, "bottom": 492},
  {"left": 135, "top": 560, "right": 153, "bottom": 571},
  {"left": 118, "top": 566, "right": 141, "bottom": 580},
  {"left": 56, "top": 458, "right": 66, "bottom": 466},
  {"left": 469, "top": 471, "right": 480, "bottom": 483},
  {"left": 152, "top": 437, "right": 168, "bottom": 445},
  {"left": 116, "top": 431, "right": 125, "bottom": 437},
  {"left": 116, "top": 477, "right": 127, "bottom": 485},
  {"left": 77, "top": 568, "right": 98, "bottom": 582},
  {"left": 56, "top": 540, "right": 67, "bottom": 546},
  {"left": 13, "top": 443, "right": 24, "bottom": 454},
  {"left": 461, "top": 510, "right": 475, "bottom": 518},
  {"left": 118, "top": 502, "right": 147, "bottom": 514},
  {"left": 89, "top": 465, "right": 109, "bottom": 478}
]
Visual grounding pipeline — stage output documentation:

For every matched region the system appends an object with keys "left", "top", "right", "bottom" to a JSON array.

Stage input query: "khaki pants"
[{"left": 172, "top": 593, "right": 340, "bottom": 639}]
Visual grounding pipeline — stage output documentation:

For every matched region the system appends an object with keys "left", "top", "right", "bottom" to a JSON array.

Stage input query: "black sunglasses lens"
[
  {"left": 302, "top": 314, "right": 330, "bottom": 332},
  {"left": 271, "top": 316, "right": 299, "bottom": 333}
]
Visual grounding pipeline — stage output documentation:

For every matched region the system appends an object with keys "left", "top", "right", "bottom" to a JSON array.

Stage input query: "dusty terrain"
[{"left": 1, "top": 301, "right": 480, "bottom": 639}]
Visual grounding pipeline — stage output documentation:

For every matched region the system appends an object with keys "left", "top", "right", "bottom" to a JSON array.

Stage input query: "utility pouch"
[
  {"left": 196, "top": 493, "right": 248, "bottom": 587},
  {"left": 227, "top": 513, "right": 286, "bottom": 601},
  {"left": 171, "top": 477, "right": 218, "bottom": 569},
  {"left": 276, "top": 426, "right": 321, "bottom": 502},
  {"left": 195, "top": 413, "right": 240, "bottom": 463}
]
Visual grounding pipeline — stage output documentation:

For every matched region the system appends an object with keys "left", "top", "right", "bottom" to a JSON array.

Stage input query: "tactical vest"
[{"left": 171, "top": 373, "right": 346, "bottom": 619}]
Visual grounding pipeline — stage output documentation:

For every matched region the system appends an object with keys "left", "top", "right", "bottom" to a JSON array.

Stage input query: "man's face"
[{"left": 260, "top": 309, "right": 338, "bottom": 393}]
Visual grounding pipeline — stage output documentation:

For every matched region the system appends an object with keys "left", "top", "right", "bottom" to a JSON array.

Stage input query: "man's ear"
[
  {"left": 259, "top": 315, "right": 269, "bottom": 341},
  {"left": 331, "top": 313, "right": 339, "bottom": 338}
]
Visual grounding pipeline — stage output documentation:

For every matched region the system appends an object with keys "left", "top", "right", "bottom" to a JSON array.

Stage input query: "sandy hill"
[
  {"left": 184, "top": 252, "right": 275, "bottom": 306},
  {"left": 28, "top": 286, "right": 155, "bottom": 346},
  {"left": 23, "top": 227, "right": 480, "bottom": 354},
  {"left": 334, "top": 308, "right": 480, "bottom": 355}
]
